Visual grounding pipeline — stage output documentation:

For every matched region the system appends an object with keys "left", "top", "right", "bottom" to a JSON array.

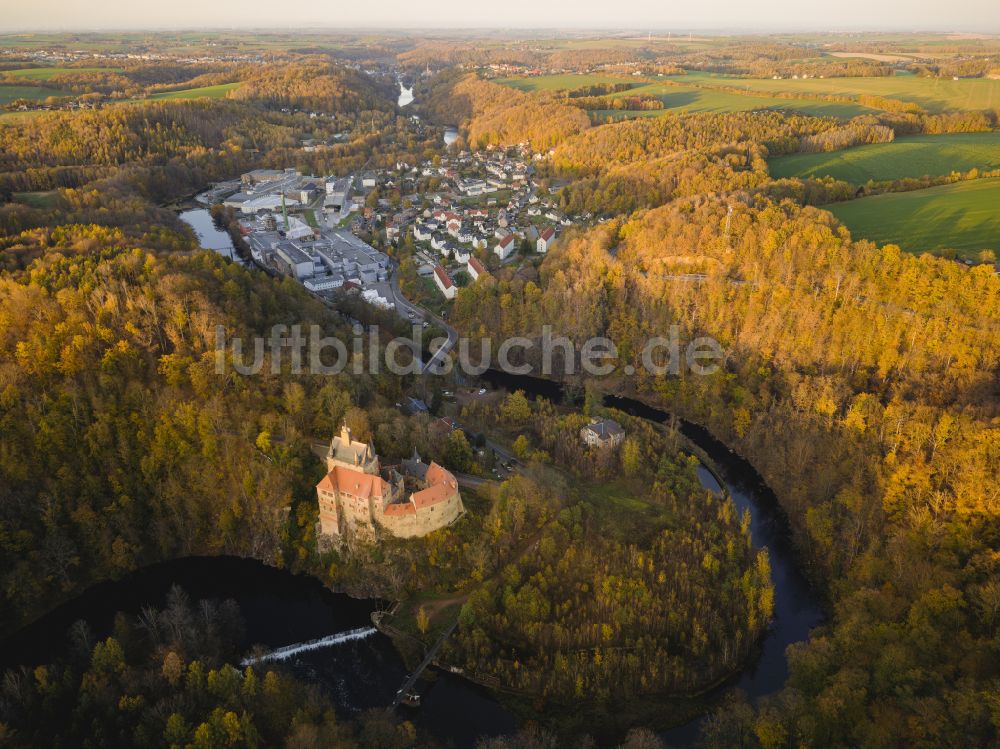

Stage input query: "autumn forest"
[{"left": 0, "top": 25, "right": 998, "bottom": 749}]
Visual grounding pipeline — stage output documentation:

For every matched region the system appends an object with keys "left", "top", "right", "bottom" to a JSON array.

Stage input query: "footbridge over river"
[{"left": 390, "top": 620, "right": 458, "bottom": 709}]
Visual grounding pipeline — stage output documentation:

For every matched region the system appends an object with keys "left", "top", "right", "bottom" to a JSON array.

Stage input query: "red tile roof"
[
  {"left": 468, "top": 257, "right": 486, "bottom": 275},
  {"left": 412, "top": 462, "right": 459, "bottom": 510},
  {"left": 412, "top": 482, "right": 456, "bottom": 509},
  {"left": 316, "top": 466, "right": 389, "bottom": 500},
  {"left": 434, "top": 265, "right": 454, "bottom": 289},
  {"left": 383, "top": 502, "right": 416, "bottom": 516}
]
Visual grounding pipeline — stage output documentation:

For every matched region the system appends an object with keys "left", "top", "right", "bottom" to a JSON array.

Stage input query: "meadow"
[
  {"left": 3, "top": 66, "right": 121, "bottom": 80},
  {"left": 0, "top": 85, "right": 60, "bottom": 104},
  {"left": 11, "top": 190, "right": 59, "bottom": 209},
  {"left": 148, "top": 82, "right": 243, "bottom": 100},
  {"left": 769, "top": 133, "right": 1000, "bottom": 182},
  {"left": 826, "top": 177, "right": 1000, "bottom": 259},
  {"left": 679, "top": 71, "right": 1000, "bottom": 113},
  {"left": 497, "top": 73, "right": 875, "bottom": 118},
  {"left": 591, "top": 82, "right": 871, "bottom": 118},
  {"left": 497, "top": 73, "right": 638, "bottom": 92}
]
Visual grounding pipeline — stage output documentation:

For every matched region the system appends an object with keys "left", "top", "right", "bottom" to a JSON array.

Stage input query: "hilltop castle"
[{"left": 315, "top": 425, "right": 465, "bottom": 540}]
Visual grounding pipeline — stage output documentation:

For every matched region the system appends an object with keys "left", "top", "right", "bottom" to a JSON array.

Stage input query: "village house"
[
  {"left": 537, "top": 226, "right": 556, "bottom": 254},
  {"left": 467, "top": 256, "right": 487, "bottom": 281},
  {"left": 580, "top": 418, "right": 625, "bottom": 449},
  {"left": 494, "top": 233, "right": 517, "bottom": 260},
  {"left": 433, "top": 264, "right": 457, "bottom": 299}
]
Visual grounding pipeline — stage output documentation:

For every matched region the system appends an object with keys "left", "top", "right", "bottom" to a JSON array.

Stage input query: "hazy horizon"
[{"left": 2, "top": 0, "right": 998, "bottom": 35}]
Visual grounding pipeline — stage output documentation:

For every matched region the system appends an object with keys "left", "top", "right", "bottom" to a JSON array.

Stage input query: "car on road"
[{"left": 477, "top": 387, "right": 487, "bottom": 395}]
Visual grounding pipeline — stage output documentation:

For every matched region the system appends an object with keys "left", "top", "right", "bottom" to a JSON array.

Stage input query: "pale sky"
[{"left": 1, "top": 0, "right": 998, "bottom": 33}]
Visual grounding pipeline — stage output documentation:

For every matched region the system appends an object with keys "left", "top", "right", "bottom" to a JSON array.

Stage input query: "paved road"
[
  {"left": 386, "top": 271, "right": 459, "bottom": 374},
  {"left": 455, "top": 472, "right": 489, "bottom": 488}
]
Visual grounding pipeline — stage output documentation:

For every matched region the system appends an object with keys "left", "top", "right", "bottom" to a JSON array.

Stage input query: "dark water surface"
[{"left": 178, "top": 207, "right": 240, "bottom": 260}]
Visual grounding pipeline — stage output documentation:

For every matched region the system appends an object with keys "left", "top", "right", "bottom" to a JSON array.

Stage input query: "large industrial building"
[{"left": 247, "top": 220, "right": 394, "bottom": 306}]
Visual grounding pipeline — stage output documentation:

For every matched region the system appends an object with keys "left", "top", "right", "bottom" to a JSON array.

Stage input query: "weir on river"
[{"left": 240, "top": 626, "right": 377, "bottom": 667}]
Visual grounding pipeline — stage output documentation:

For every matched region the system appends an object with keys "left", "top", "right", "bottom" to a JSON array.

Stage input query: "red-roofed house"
[
  {"left": 467, "top": 256, "right": 487, "bottom": 281},
  {"left": 537, "top": 226, "right": 556, "bottom": 254},
  {"left": 433, "top": 264, "right": 456, "bottom": 299},
  {"left": 494, "top": 233, "right": 516, "bottom": 260}
]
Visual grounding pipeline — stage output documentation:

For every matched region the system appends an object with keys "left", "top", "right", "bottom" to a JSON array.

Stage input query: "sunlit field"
[{"left": 827, "top": 177, "right": 1000, "bottom": 259}]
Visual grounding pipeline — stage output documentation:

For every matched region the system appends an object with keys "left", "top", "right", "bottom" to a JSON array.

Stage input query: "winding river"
[
  {"left": 481, "top": 371, "right": 826, "bottom": 744},
  {"left": 0, "top": 375, "right": 822, "bottom": 747},
  {"left": 394, "top": 81, "right": 459, "bottom": 146},
  {"left": 606, "top": 394, "right": 825, "bottom": 745}
]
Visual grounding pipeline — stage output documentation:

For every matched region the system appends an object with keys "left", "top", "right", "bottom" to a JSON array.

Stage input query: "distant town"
[{"left": 197, "top": 139, "right": 585, "bottom": 318}]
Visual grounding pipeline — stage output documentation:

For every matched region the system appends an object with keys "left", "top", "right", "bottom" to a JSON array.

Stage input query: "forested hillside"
[
  {"left": 417, "top": 73, "right": 590, "bottom": 149},
  {"left": 446, "top": 397, "right": 773, "bottom": 704},
  {"left": 444, "top": 79, "right": 1000, "bottom": 747},
  {"left": 450, "top": 101, "right": 999, "bottom": 745},
  {"left": 0, "top": 239, "right": 401, "bottom": 632},
  {"left": 230, "top": 61, "right": 398, "bottom": 112}
]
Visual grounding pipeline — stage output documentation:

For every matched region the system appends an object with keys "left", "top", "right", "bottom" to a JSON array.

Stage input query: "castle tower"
[{"left": 327, "top": 423, "right": 379, "bottom": 474}]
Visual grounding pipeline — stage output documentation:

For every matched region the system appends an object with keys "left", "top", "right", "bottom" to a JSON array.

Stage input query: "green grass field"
[
  {"left": 827, "top": 177, "right": 1000, "bottom": 259},
  {"left": 12, "top": 191, "right": 59, "bottom": 208},
  {"left": 578, "top": 479, "right": 675, "bottom": 543},
  {"left": 679, "top": 71, "right": 1000, "bottom": 113},
  {"left": 770, "top": 133, "right": 1000, "bottom": 183},
  {"left": 0, "top": 85, "right": 61, "bottom": 104},
  {"left": 498, "top": 73, "right": 640, "bottom": 92},
  {"left": 498, "top": 73, "right": 875, "bottom": 118},
  {"left": 3, "top": 66, "right": 120, "bottom": 80},
  {"left": 148, "top": 82, "right": 242, "bottom": 100},
  {"left": 592, "top": 83, "right": 872, "bottom": 118}
]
